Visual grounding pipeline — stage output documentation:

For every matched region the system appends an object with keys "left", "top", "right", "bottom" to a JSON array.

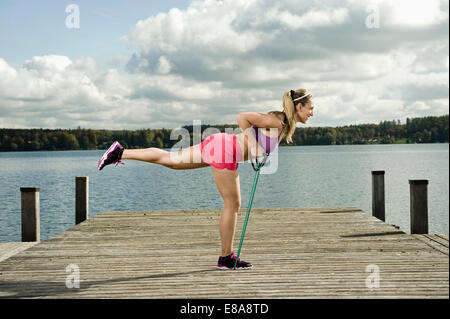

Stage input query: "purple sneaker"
[
  {"left": 97, "top": 141, "right": 125, "bottom": 171},
  {"left": 217, "top": 251, "right": 253, "bottom": 270}
]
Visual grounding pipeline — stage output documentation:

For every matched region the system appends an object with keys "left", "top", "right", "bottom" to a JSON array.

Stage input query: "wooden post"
[
  {"left": 75, "top": 176, "right": 89, "bottom": 225},
  {"left": 20, "top": 187, "right": 40, "bottom": 242},
  {"left": 409, "top": 180, "right": 428, "bottom": 234},
  {"left": 372, "top": 171, "right": 385, "bottom": 221}
]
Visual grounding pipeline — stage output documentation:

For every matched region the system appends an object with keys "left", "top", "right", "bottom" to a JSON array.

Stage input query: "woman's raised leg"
[{"left": 122, "top": 144, "right": 210, "bottom": 170}]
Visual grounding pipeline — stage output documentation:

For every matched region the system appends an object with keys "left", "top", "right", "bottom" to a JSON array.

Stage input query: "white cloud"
[
  {"left": 127, "top": 1, "right": 262, "bottom": 57},
  {"left": 266, "top": 7, "right": 349, "bottom": 30},
  {"left": 156, "top": 56, "right": 172, "bottom": 74},
  {"left": 23, "top": 55, "right": 72, "bottom": 78},
  {"left": 0, "top": 58, "right": 17, "bottom": 78},
  {"left": 407, "top": 101, "right": 431, "bottom": 112},
  {"left": 384, "top": 0, "right": 448, "bottom": 27}
]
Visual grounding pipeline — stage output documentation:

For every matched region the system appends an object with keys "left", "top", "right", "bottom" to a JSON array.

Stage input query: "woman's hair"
[{"left": 268, "top": 89, "right": 312, "bottom": 144}]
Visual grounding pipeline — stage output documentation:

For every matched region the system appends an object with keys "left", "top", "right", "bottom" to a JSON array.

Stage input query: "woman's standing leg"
[{"left": 210, "top": 166, "right": 241, "bottom": 256}]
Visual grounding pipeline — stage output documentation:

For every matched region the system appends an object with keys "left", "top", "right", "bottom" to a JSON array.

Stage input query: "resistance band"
[{"left": 233, "top": 152, "right": 270, "bottom": 270}]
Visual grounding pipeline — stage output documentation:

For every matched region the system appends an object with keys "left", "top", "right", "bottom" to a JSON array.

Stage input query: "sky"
[{"left": 0, "top": 0, "right": 448, "bottom": 129}]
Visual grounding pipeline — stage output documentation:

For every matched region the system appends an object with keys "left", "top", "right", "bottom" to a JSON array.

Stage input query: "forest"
[{"left": 0, "top": 115, "right": 448, "bottom": 152}]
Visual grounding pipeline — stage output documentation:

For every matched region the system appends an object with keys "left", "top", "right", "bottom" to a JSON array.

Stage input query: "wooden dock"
[{"left": 0, "top": 207, "right": 448, "bottom": 298}]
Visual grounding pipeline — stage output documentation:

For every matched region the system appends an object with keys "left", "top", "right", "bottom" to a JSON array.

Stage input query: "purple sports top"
[{"left": 251, "top": 125, "right": 285, "bottom": 154}]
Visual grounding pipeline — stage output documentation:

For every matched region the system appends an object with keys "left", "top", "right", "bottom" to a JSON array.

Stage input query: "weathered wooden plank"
[
  {"left": 0, "top": 242, "right": 38, "bottom": 263},
  {"left": 425, "top": 235, "right": 449, "bottom": 247},
  {"left": 413, "top": 235, "right": 449, "bottom": 255}
]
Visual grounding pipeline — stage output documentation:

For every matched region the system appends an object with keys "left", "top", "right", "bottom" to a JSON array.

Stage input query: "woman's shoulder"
[
  {"left": 241, "top": 111, "right": 284, "bottom": 129},
  {"left": 267, "top": 111, "right": 286, "bottom": 127}
]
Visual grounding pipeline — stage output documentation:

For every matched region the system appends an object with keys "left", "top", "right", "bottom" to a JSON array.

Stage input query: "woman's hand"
[{"left": 249, "top": 142, "right": 264, "bottom": 159}]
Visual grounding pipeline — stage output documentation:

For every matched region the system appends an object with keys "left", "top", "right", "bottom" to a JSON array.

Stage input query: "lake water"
[{"left": 0, "top": 144, "right": 448, "bottom": 242}]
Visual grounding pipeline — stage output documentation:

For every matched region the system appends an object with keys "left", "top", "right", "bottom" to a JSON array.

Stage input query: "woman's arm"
[{"left": 236, "top": 112, "right": 282, "bottom": 131}]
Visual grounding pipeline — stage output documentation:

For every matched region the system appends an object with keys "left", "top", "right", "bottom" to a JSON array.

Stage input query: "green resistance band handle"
[{"left": 233, "top": 153, "right": 269, "bottom": 270}]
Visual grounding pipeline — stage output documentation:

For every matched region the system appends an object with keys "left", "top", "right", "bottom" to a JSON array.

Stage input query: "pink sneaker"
[{"left": 97, "top": 141, "right": 125, "bottom": 170}]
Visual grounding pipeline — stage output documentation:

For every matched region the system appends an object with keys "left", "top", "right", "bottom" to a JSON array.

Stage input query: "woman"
[{"left": 97, "top": 89, "right": 314, "bottom": 270}]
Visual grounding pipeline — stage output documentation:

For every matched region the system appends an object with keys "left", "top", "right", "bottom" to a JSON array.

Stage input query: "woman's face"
[{"left": 296, "top": 98, "right": 314, "bottom": 124}]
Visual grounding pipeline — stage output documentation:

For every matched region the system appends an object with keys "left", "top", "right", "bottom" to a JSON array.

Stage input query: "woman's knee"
[{"left": 224, "top": 199, "right": 241, "bottom": 213}]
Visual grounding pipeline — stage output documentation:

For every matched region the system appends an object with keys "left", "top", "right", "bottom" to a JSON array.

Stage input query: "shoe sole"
[
  {"left": 97, "top": 141, "right": 120, "bottom": 170},
  {"left": 216, "top": 266, "right": 253, "bottom": 270}
]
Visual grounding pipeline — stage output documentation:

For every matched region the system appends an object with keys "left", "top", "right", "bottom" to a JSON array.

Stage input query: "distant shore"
[{"left": 1, "top": 114, "right": 448, "bottom": 152}]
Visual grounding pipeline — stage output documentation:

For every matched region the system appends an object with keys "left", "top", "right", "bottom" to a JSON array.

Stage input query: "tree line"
[{"left": 0, "top": 115, "right": 448, "bottom": 152}]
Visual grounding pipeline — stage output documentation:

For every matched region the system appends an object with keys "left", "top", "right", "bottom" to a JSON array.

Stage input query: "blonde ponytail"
[{"left": 282, "top": 91, "right": 296, "bottom": 143}]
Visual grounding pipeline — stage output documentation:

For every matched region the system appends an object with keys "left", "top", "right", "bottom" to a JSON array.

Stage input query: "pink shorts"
[{"left": 200, "top": 133, "right": 243, "bottom": 170}]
